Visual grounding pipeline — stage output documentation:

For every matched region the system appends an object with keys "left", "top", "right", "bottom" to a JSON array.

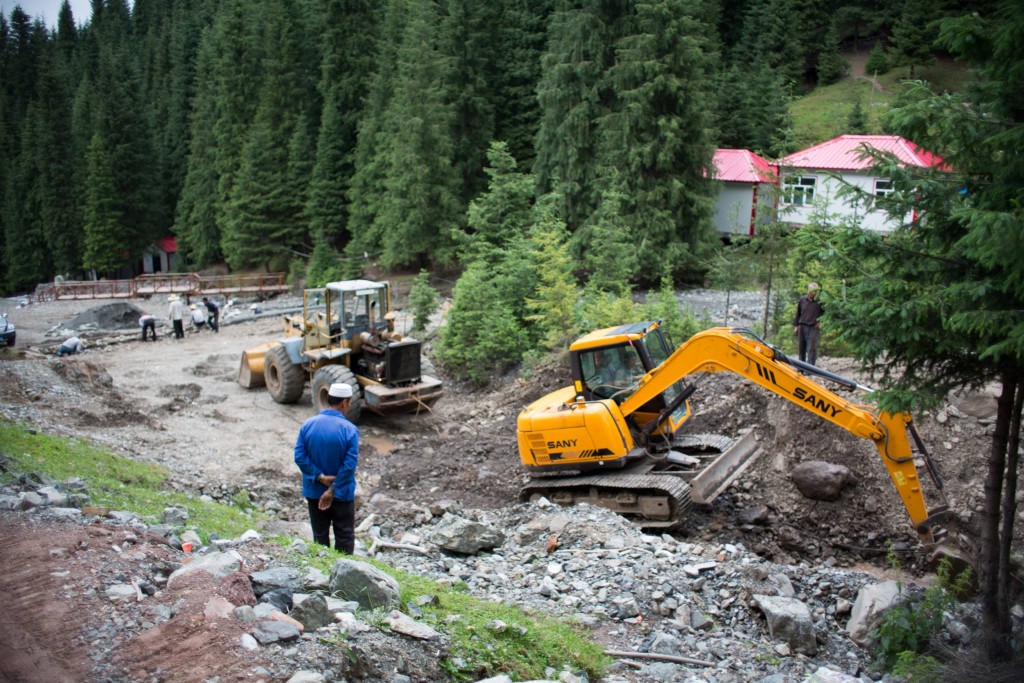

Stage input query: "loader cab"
[{"left": 325, "top": 280, "right": 390, "bottom": 341}]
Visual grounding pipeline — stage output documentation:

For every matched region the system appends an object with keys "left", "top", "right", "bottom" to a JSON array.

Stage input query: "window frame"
[
  {"left": 874, "top": 178, "right": 894, "bottom": 199},
  {"left": 782, "top": 174, "right": 818, "bottom": 207}
]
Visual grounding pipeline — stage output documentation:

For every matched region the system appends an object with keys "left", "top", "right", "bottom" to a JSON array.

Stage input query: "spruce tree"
[
  {"left": 600, "top": 0, "right": 718, "bottom": 281},
  {"left": 82, "top": 133, "right": 128, "bottom": 274},
  {"left": 816, "top": 23, "right": 849, "bottom": 85},
  {"left": 370, "top": 0, "right": 462, "bottom": 268},
  {"left": 533, "top": 0, "right": 624, "bottom": 231},
  {"left": 491, "top": 0, "right": 553, "bottom": 167},
  {"left": 462, "top": 141, "right": 535, "bottom": 263}
]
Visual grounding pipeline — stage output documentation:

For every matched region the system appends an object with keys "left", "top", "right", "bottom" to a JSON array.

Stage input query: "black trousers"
[
  {"left": 142, "top": 320, "right": 156, "bottom": 341},
  {"left": 306, "top": 497, "right": 355, "bottom": 554},
  {"left": 208, "top": 313, "right": 219, "bottom": 332},
  {"left": 172, "top": 319, "right": 184, "bottom": 339}
]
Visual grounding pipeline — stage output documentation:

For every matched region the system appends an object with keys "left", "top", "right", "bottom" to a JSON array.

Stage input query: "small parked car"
[{"left": 0, "top": 313, "right": 15, "bottom": 347}]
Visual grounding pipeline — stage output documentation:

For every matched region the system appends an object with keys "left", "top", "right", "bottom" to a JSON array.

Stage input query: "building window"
[
  {"left": 783, "top": 175, "right": 816, "bottom": 206},
  {"left": 874, "top": 178, "right": 894, "bottom": 198}
]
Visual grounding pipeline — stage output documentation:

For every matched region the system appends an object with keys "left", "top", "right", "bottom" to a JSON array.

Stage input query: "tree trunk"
[
  {"left": 997, "top": 376, "right": 1022, "bottom": 639},
  {"left": 981, "top": 373, "right": 1014, "bottom": 660}
]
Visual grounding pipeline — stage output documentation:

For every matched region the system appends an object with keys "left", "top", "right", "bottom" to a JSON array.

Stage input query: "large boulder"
[
  {"left": 250, "top": 566, "right": 304, "bottom": 596},
  {"left": 328, "top": 558, "right": 401, "bottom": 610},
  {"left": 846, "top": 580, "right": 902, "bottom": 647},
  {"left": 752, "top": 594, "right": 817, "bottom": 655},
  {"left": 428, "top": 512, "right": 505, "bottom": 555},
  {"left": 791, "top": 461, "right": 854, "bottom": 501}
]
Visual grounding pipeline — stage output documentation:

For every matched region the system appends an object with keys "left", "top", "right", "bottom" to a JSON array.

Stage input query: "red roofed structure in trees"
[
  {"left": 709, "top": 149, "right": 778, "bottom": 237},
  {"left": 774, "top": 134, "right": 944, "bottom": 233}
]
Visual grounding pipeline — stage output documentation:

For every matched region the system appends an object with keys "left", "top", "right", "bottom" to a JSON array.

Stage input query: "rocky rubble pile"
[{"left": 0, "top": 467, "right": 994, "bottom": 683}]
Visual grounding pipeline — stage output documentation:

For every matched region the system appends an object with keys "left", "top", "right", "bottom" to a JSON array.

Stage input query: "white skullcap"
[{"left": 328, "top": 383, "right": 353, "bottom": 398}]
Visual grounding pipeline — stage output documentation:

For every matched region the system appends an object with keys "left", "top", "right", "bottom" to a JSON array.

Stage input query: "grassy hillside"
[{"left": 789, "top": 55, "right": 972, "bottom": 149}]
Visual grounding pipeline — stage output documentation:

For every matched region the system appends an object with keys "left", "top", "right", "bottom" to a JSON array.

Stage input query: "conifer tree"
[
  {"left": 462, "top": 141, "right": 535, "bottom": 263},
  {"left": 600, "top": 0, "right": 718, "bottom": 280},
  {"left": 816, "top": 23, "right": 849, "bottom": 85},
  {"left": 889, "top": 0, "right": 938, "bottom": 76},
  {"left": 306, "top": 0, "right": 378, "bottom": 250},
  {"left": 525, "top": 209, "right": 578, "bottom": 349},
  {"left": 491, "top": 0, "right": 553, "bottom": 167},
  {"left": 534, "top": 0, "right": 624, "bottom": 230},
  {"left": 82, "top": 133, "right": 128, "bottom": 273},
  {"left": 371, "top": 0, "right": 462, "bottom": 268},
  {"left": 345, "top": 0, "right": 407, "bottom": 261},
  {"left": 444, "top": 0, "right": 499, "bottom": 203},
  {"left": 407, "top": 268, "right": 439, "bottom": 334},
  {"left": 579, "top": 184, "right": 636, "bottom": 293}
]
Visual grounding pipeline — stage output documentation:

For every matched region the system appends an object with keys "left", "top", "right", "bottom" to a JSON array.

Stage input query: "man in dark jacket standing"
[
  {"left": 293, "top": 383, "right": 359, "bottom": 553},
  {"left": 793, "top": 282, "right": 824, "bottom": 365}
]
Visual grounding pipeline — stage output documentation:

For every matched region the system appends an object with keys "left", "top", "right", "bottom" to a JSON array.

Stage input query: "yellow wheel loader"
[
  {"left": 238, "top": 280, "right": 442, "bottom": 420},
  {"left": 517, "top": 324, "right": 951, "bottom": 547}
]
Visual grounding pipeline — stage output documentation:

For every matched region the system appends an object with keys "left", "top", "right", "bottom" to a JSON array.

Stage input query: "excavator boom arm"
[{"left": 620, "top": 327, "right": 948, "bottom": 543}]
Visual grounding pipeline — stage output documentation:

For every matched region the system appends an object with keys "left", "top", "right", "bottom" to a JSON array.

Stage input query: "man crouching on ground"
[{"left": 293, "top": 382, "right": 359, "bottom": 554}]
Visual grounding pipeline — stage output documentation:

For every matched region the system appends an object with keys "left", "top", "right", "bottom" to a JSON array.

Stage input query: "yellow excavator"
[
  {"left": 238, "top": 280, "right": 442, "bottom": 421},
  {"left": 517, "top": 324, "right": 951, "bottom": 546}
]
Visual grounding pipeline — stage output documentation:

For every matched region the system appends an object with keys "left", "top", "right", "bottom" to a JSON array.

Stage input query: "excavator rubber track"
[{"left": 520, "top": 472, "right": 693, "bottom": 529}]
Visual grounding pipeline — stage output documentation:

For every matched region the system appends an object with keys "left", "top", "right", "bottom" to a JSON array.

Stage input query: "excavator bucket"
[{"left": 237, "top": 341, "right": 280, "bottom": 389}]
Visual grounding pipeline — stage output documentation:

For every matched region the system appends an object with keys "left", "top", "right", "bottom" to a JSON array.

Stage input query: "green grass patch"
[
  {"left": 278, "top": 540, "right": 611, "bottom": 681},
  {"left": 0, "top": 419, "right": 264, "bottom": 539},
  {"left": 790, "top": 60, "right": 972, "bottom": 150}
]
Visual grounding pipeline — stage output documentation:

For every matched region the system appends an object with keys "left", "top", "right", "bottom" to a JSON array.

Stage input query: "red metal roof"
[
  {"left": 156, "top": 237, "right": 177, "bottom": 253},
  {"left": 777, "top": 135, "right": 943, "bottom": 171},
  {"left": 711, "top": 149, "right": 778, "bottom": 183}
]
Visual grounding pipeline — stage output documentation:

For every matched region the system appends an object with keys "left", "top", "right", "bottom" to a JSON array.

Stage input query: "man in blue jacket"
[{"left": 293, "top": 382, "right": 360, "bottom": 553}]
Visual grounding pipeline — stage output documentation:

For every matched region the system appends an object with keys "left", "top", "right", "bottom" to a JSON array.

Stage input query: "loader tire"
[
  {"left": 311, "top": 364, "right": 364, "bottom": 423},
  {"left": 265, "top": 344, "right": 305, "bottom": 404}
]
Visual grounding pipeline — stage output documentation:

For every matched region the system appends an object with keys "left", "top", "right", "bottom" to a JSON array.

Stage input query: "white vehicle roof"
[{"left": 325, "top": 280, "right": 388, "bottom": 293}]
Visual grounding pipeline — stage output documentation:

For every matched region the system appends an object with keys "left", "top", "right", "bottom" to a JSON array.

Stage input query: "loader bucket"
[{"left": 237, "top": 341, "right": 280, "bottom": 389}]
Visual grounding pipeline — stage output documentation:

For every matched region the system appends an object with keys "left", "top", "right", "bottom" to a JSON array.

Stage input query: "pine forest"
[{"left": 0, "top": 0, "right": 983, "bottom": 292}]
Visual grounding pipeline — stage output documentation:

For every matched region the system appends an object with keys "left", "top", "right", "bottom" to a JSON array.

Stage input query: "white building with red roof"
[
  {"left": 774, "top": 134, "right": 943, "bottom": 233},
  {"left": 709, "top": 149, "right": 778, "bottom": 237}
]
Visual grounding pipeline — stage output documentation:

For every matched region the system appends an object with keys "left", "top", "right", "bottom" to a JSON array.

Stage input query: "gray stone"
[
  {"left": 253, "top": 603, "right": 281, "bottom": 618},
  {"left": 180, "top": 529, "right": 202, "bottom": 547},
  {"left": 648, "top": 631, "right": 683, "bottom": 656},
  {"left": 428, "top": 512, "right": 506, "bottom": 554},
  {"left": 161, "top": 505, "right": 189, "bottom": 527},
  {"left": 290, "top": 592, "right": 332, "bottom": 631},
  {"left": 803, "top": 667, "right": 862, "bottom": 682},
  {"left": 234, "top": 605, "right": 258, "bottom": 623},
  {"left": 690, "top": 609, "right": 713, "bottom": 631},
  {"left": 106, "top": 584, "right": 138, "bottom": 602},
  {"left": 846, "top": 580, "right": 901, "bottom": 647},
  {"left": 753, "top": 594, "right": 817, "bottom": 655},
  {"left": 167, "top": 550, "right": 243, "bottom": 586},
  {"left": 251, "top": 566, "right": 304, "bottom": 596},
  {"left": 285, "top": 673, "right": 326, "bottom": 683},
  {"left": 328, "top": 558, "right": 401, "bottom": 610},
  {"left": 18, "top": 492, "right": 43, "bottom": 510},
  {"left": 251, "top": 620, "right": 301, "bottom": 644},
  {"left": 36, "top": 486, "right": 68, "bottom": 507},
  {"left": 0, "top": 495, "right": 19, "bottom": 510},
  {"left": 239, "top": 633, "right": 260, "bottom": 651},
  {"left": 40, "top": 507, "right": 82, "bottom": 520},
  {"left": 387, "top": 610, "right": 442, "bottom": 640},
  {"left": 791, "top": 461, "right": 854, "bottom": 501},
  {"left": 259, "top": 588, "right": 293, "bottom": 613},
  {"left": 302, "top": 567, "right": 330, "bottom": 592},
  {"left": 738, "top": 504, "right": 770, "bottom": 525}
]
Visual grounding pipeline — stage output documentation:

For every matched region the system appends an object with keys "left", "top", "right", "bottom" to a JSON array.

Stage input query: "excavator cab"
[{"left": 571, "top": 323, "right": 690, "bottom": 433}]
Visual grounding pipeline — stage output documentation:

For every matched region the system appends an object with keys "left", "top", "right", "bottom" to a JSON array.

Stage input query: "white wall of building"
[{"left": 777, "top": 171, "right": 906, "bottom": 233}]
